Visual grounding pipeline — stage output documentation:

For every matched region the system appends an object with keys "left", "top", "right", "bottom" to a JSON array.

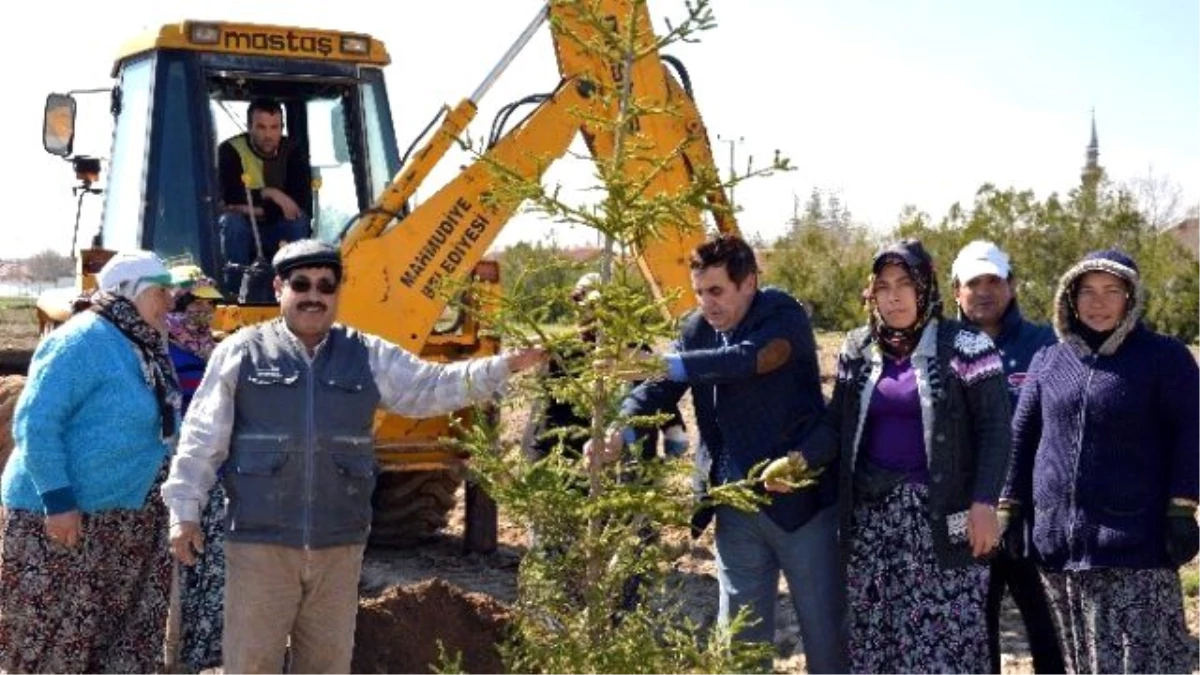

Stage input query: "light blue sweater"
[{"left": 2, "top": 311, "right": 172, "bottom": 514}]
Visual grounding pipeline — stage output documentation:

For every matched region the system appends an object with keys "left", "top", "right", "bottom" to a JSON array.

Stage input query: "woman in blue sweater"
[
  {"left": 1002, "top": 249, "right": 1199, "bottom": 674},
  {"left": 0, "top": 250, "right": 181, "bottom": 673}
]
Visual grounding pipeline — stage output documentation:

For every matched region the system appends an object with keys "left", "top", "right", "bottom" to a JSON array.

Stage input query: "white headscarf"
[{"left": 96, "top": 250, "right": 173, "bottom": 301}]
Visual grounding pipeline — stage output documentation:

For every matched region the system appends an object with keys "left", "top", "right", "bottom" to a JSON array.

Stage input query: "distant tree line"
[
  {"left": 496, "top": 240, "right": 598, "bottom": 326},
  {"left": 4, "top": 250, "right": 75, "bottom": 284},
  {"left": 763, "top": 181, "right": 1199, "bottom": 343},
  {"left": 492, "top": 180, "right": 1197, "bottom": 343}
]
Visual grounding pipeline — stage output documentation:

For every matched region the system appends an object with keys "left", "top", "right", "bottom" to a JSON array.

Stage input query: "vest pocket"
[
  {"left": 232, "top": 450, "right": 288, "bottom": 475},
  {"left": 315, "top": 451, "right": 378, "bottom": 535},
  {"left": 332, "top": 452, "right": 377, "bottom": 479},
  {"left": 324, "top": 375, "right": 369, "bottom": 393},
  {"left": 226, "top": 447, "right": 291, "bottom": 532}
]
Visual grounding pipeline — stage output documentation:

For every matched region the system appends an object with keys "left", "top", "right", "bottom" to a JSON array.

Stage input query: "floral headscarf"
[
  {"left": 166, "top": 305, "right": 216, "bottom": 360},
  {"left": 166, "top": 265, "right": 220, "bottom": 359},
  {"left": 92, "top": 292, "right": 182, "bottom": 440},
  {"left": 90, "top": 250, "right": 182, "bottom": 439},
  {"left": 866, "top": 239, "right": 942, "bottom": 358}
]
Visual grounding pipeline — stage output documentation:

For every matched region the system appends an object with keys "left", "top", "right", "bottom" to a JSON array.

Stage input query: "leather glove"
[
  {"left": 1165, "top": 502, "right": 1199, "bottom": 567},
  {"left": 997, "top": 502, "right": 1024, "bottom": 560}
]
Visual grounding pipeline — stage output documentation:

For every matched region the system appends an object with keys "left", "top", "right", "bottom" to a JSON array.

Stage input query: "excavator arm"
[{"left": 338, "top": 0, "right": 737, "bottom": 354}]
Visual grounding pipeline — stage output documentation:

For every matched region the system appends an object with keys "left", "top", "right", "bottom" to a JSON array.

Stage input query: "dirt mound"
[
  {"left": 352, "top": 578, "right": 511, "bottom": 674},
  {"left": 0, "top": 376, "right": 25, "bottom": 474}
]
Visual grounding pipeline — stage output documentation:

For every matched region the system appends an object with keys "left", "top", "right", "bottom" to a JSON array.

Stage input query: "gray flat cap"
[{"left": 273, "top": 239, "right": 343, "bottom": 279}]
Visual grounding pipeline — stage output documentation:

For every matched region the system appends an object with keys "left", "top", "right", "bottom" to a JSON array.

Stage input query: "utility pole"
[{"left": 717, "top": 134, "right": 744, "bottom": 211}]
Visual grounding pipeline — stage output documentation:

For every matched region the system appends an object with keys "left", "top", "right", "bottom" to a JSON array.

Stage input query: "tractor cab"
[{"left": 42, "top": 21, "right": 402, "bottom": 303}]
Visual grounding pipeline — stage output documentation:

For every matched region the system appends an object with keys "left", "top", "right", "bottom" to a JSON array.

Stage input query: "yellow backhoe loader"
[{"left": 5, "top": 0, "right": 738, "bottom": 551}]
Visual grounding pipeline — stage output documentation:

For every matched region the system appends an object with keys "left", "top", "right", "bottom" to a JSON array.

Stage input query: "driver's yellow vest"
[{"left": 228, "top": 135, "right": 265, "bottom": 190}]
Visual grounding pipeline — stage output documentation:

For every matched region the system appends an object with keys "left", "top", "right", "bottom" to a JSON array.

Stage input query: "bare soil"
[
  {"left": 0, "top": 302, "right": 38, "bottom": 376},
  {"left": 352, "top": 579, "right": 511, "bottom": 674},
  {"left": 0, "top": 376, "right": 24, "bottom": 472}
]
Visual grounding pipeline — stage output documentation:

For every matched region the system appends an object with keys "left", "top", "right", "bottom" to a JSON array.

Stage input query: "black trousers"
[{"left": 986, "top": 554, "right": 1066, "bottom": 673}]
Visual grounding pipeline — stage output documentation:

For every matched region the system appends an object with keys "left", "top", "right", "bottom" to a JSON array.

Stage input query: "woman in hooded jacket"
[
  {"left": 1001, "top": 249, "right": 1199, "bottom": 674},
  {"left": 766, "top": 238, "right": 1011, "bottom": 673}
]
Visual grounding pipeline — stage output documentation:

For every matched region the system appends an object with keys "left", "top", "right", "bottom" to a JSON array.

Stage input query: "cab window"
[
  {"left": 306, "top": 96, "right": 360, "bottom": 243},
  {"left": 100, "top": 56, "right": 154, "bottom": 251}
]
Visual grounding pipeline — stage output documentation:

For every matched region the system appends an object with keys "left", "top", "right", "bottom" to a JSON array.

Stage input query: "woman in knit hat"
[
  {"left": 0, "top": 250, "right": 181, "bottom": 673},
  {"left": 766, "top": 238, "right": 1012, "bottom": 673},
  {"left": 1002, "top": 248, "right": 1199, "bottom": 674}
]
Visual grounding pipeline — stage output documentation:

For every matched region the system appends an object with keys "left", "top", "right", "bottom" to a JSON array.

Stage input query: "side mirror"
[{"left": 43, "top": 93, "right": 77, "bottom": 157}]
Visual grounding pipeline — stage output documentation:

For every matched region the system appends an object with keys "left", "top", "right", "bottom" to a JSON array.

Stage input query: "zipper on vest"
[
  {"left": 330, "top": 435, "right": 373, "bottom": 446},
  {"left": 303, "top": 361, "right": 315, "bottom": 549},
  {"left": 234, "top": 433, "right": 289, "bottom": 442}
]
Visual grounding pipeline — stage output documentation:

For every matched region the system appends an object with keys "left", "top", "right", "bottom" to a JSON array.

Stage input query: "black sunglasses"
[{"left": 286, "top": 275, "right": 339, "bottom": 295}]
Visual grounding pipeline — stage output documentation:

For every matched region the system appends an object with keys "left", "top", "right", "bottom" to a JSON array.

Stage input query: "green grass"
[
  {"left": 1182, "top": 564, "right": 1199, "bottom": 599},
  {"left": 0, "top": 299, "right": 39, "bottom": 350},
  {"left": 0, "top": 297, "right": 34, "bottom": 311}
]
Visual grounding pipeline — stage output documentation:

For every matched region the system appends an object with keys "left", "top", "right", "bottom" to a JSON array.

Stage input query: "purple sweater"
[{"left": 863, "top": 357, "right": 930, "bottom": 485}]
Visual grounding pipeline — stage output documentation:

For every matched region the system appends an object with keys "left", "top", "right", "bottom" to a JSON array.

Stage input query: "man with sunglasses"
[{"left": 161, "top": 239, "right": 545, "bottom": 673}]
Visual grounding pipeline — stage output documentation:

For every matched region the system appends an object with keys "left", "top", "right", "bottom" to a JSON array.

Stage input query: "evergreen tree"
[{"left": 439, "top": 2, "right": 788, "bottom": 671}]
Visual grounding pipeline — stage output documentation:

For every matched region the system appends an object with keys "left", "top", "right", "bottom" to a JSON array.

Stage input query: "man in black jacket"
[
  {"left": 218, "top": 98, "right": 313, "bottom": 294},
  {"left": 589, "top": 235, "right": 846, "bottom": 672},
  {"left": 952, "top": 240, "right": 1064, "bottom": 674}
]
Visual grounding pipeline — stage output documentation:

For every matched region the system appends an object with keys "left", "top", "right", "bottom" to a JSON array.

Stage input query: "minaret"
[{"left": 1081, "top": 109, "right": 1104, "bottom": 190}]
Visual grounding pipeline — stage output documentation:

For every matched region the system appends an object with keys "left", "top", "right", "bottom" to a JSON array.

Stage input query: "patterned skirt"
[
  {"left": 0, "top": 470, "right": 171, "bottom": 673},
  {"left": 178, "top": 482, "right": 227, "bottom": 672},
  {"left": 847, "top": 483, "right": 990, "bottom": 674},
  {"left": 1041, "top": 567, "right": 1197, "bottom": 674}
]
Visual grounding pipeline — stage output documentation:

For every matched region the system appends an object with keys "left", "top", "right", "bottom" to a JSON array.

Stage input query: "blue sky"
[{"left": 3, "top": 0, "right": 1196, "bottom": 258}]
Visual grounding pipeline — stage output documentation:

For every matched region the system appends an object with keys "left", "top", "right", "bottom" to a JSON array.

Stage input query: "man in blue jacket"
[
  {"left": 589, "top": 234, "right": 845, "bottom": 672},
  {"left": 951, "top": 240, "right": 1064, "bottom": 674}
]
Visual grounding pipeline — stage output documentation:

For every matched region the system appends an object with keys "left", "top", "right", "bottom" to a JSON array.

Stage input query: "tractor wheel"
[
  {"left": 368, "top": 468, "right": 462, "bottom": 547},
  {"left": 0, "top": 376, "right": 25, "bottom": 476}
]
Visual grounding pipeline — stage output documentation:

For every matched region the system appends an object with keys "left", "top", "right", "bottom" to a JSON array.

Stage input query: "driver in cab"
[{"left": 218, "top": 97, "right": 313, "bottom": 294}]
